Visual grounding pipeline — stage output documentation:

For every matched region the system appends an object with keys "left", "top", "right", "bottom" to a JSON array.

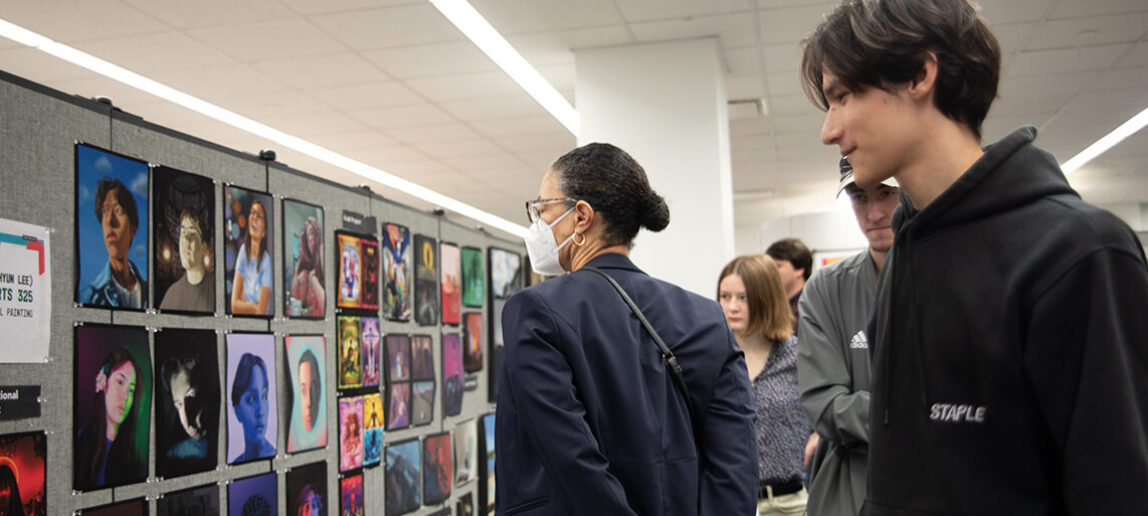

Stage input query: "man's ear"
[{"left": 909, "top": 50, "right": 939, "bottom": 100}]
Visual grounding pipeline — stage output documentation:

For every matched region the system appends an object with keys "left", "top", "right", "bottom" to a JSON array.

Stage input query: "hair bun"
[{"left": 641, "top": 192, "right": 670, "bottom": 232}]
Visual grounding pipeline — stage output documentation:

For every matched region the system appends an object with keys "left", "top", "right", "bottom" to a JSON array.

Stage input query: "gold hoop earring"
[{"left": 572, "top": 232, "right": 586, "bottom": 247}]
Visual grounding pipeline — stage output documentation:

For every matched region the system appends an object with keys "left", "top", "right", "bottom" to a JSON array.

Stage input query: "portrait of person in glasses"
[{"left": 159, "top": 208, "right": 215, "bottom": 313}]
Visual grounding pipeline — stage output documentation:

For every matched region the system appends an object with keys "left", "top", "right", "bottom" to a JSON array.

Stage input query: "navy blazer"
[{"left": 496, "top": 253, "right": 757, "bottom": 515}]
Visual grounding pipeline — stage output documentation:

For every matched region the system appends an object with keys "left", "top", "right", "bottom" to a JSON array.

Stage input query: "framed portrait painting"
[
  {"left": 224, "top": 185, "right": 274, "bottom": 317},
  {"left": 442, "top": 333, "right": 463, "bottom": 417},
  {"left": 286, "top": 461, "right": 327, "bottom": 516},
  {"left": 363, "top": 392, "right": 384, "bottom": 468},
  {"left": 154, "top": 165, "right": 214, "bottom": 314},
  {"left": 341, "top": 474, "right": 364, "bottom": 516},
  {"left": 225, "top": 333, "right": 277, "bottom": 465},
  {"left": 339, "top": 396, "right": 364, "bottom": 473},
  {"left": 286, "top": 335, "right": 327, "bottom": 453},
  {"left": 337, "top": 315, "right": 363, "bottom": 390},
  {"left": 154, "top": 328, "right": 220, "bottom": 479},
  {"left": 385, "top": 438, "right": 421, "bottom": 516},
  {"left": 228, "top": 472, "right": 276, "bottom": 516},
  {"left": 75, "top": 142, "right": 149, "bottom": 310},
  {"left": 382, "top": 222, "right": 412, "bottom": 321},
  {"left": 283, "top": 199, "right": 325, "bottom": 318},
  {"left": 422, "top": 432, "right": 452, "bottom": 505}
]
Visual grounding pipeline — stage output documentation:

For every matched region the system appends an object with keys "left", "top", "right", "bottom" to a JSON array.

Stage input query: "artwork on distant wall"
[
  {"left": 154, "top": 165, "right": 214, "bottom": 314},
  {"left": 337, "top": 315, "right": 363, "bottom": 390},
  {"left": 224, "top": 185, "right": 274, "bottom": 317},
  {"left": 337, "top": 232, "right": 361, "bottom": 309},
  {"left": 0, "top": 431, "right": 45, "bottom": 516},
  {"left": 479, "top": 412, "right": 497, "bottom": 515},
  {"left": 456, "top": 492, "right": 475, "bottom": 516},
  {"left": 382, "top": 222, "right": 412, "bottom": 321},
  {"left": 361, "top": 235, "right": 380, "bottom": 310},
  {"left": 461, "top": 246, "right": 484, "bottom": 308},
  {"left": 286, "top": 461, "right": 327, "bottom": 516},
  {"left": 422, "top": 432, "right": 452, "bottom": 506},
  {"left": 387, "top": 382, "right": 411, "bottom": 431},
  {"left": 413, "top": 234, "right": 438, "bottom": 326},
  {"left": 454, "top": 419, "right": 477, "bottom": 487},
  {"left": 488, "top": 248, "right": 522, "bottom": 402},
  {"left": 228, "top": 472, "right": 277, "bottom": 516},
  {"left": 75, "top": 142, "right": 150, "bottom": 310},
  {"left": 73, "top": 324, "right": 151, "bottom": 491},
  {"left": 361, "top": 316, "right": 381, "bottom": 388},
  {"left": 225, "top": 333, "right": 277, "bottom": 465},
  {"left": 386, "top": 334, "right": 411, "bottom": 384},
  {"left": 155, "top": 328, "right": 220, "bottom": 479},
  {"left": 340, "top": 396, "right": 364, "bottom": 473},
  {"left": 286, "top": 335, "right": 327, "bottom": 453},
  {"left": 385, "top": 438, "right": 421, "bottom": 516},
  {"left": 463, "top": 312, "right": 484, "bottom": 373},
  {"left": 440, "top": 242, "right": 461, "bottom": 325},
  {"left": 283, "top": 199, "right": 325, "bottom": 319},
  {"left": 78, "top": 498, "right": 147, "bottom": 515},
  {"left": 411, "top": 381, "right": 435, "bottom": 427},
  {"left": 158, "top": 483, "right": 219, "bottom": 516},
  {"left": 442, "top": 333, "right": 463, "bottom": 417},
  {"left": 341, "top": 474, "right": 364, "bottom": 516},
  {"left": 410, "top": 334, "right": 434, "bottom": 381},
  {"left": 363, "top": 392, "right": 384, "bottom": 468}
]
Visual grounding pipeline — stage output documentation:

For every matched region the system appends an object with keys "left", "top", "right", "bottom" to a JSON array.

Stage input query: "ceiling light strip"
[
  {"left": 428, "top": 0, "right": 580, "bottom": 134},
  {"left": 1061, "top": 105, "right": 1148, "bottom": 175},
  {"left": 0, "top": 18, "right": 527, "bottom": 238}
]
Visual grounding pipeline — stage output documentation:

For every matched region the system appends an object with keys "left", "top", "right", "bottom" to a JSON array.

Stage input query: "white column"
[{"left": 575, "top": 38, "right": 734, "bottom": 297}]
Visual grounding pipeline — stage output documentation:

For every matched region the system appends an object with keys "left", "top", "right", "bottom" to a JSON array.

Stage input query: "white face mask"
[{"left": 524, "top": 207, "right": 575, "bottom": 276}]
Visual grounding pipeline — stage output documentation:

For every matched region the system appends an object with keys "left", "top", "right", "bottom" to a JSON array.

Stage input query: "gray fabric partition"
[{"left": 0, "top": 70, "right": 522, "bottom": 515}]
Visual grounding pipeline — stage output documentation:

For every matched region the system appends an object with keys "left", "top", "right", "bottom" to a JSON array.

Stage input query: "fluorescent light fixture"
[
  {"left": 429, "top": 0, "right": 580, "bottom": 135},
  {"left": 1061, "top": 104, "right": 1148, "bottom": 175},
  {"left": 0, "top": 17, "right": 528, "bottom": 238}
]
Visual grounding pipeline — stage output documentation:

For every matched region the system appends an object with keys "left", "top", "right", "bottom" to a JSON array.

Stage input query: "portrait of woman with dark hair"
[
  {"left": 287, "top": 335, "right": 327, "bottom": 453},
  {"left": 226, "top": 333, "right": 278, "bottom": 464},
  {"left": 75, "top": 143, "right": 150, "bottom": 310},
  {"left": 74, "top": 325, "right": 151, "bottom": 491},
  {"left": 155, "top": 329, "right": 220, "bottom": 478},
  {"left": 285, "top": 199, "right": 325, "bottom": 318},
  {"left": 226, "top": 187, "right": 273, "bottom": 316}
]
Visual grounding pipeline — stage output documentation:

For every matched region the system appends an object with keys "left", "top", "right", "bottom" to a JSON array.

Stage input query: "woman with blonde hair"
[{"left": 718, "top": 255, "right": 812, "bottom": 515}]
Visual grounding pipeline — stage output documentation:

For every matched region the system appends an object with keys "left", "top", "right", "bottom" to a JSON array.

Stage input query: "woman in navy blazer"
[{"left": 497, "top": 143, "right": 758, "bottom": 515}]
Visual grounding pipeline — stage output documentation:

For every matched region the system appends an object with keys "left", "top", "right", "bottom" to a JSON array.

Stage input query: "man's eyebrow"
[{"left": 822, "top": 79, "right": 843, "bottom": 99}]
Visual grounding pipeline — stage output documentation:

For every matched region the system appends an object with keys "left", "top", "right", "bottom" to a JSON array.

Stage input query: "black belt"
[{"left": 758, "top": 479, "right": 803, "bottom": 499}]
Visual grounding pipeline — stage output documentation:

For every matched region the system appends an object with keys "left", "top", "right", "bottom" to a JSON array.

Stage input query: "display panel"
[
  {"left": 224, "top": 185, "right": 274, "bottom": 317},
  {"left": 0, "top": 431, "right": 45, "bottom": 516},
  {"left": 440, "top": 242, "right": 461, "bottom": 325},
  {"left": 382, "top": 222, "right": 412, "bottom": 321},
  {"left": 286, "top": 335, "right": 328, "bottom": 453},
  {"left": 154, "top": 165, "right": 214, "bottom": 314},
  {"left": 283, "top": 198, "right": 326, "bottom": 318},
  {"left": 413, "top": 234, "right": 438, "bottom": 326},
  {"left": 461, "top": 246, "right": 484, "bottom": 308},
  {"left": 155, "top": 328, "right": 220, "bottom": 479},
  {"left": 225, "top": 333, "right": 278, "bottom": 464},
  {"left": 74, "top": 324, "right": 151, "bottom": 491},
  {"left": 385, "top": 438, "right": 421, "bottom": 516},
  {"left": 75, "top": 142, "right": 150, "bottom": 310}
]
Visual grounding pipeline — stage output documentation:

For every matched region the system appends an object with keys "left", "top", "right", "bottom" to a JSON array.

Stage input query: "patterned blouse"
[{"left": 752, "top": 336, "right": 811, "bottom": 485}]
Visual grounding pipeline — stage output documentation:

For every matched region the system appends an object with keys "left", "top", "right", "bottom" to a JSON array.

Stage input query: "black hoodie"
[{"left": 865, "top": 126, "right": 1148, "bottom": 515}]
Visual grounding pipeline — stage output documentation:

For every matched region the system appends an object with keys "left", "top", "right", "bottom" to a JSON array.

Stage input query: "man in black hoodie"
[{"left": 800, "top": 1, "right": 1148, "bottom": 515}]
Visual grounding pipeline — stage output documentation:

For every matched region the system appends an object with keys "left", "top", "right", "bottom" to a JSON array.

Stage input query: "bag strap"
[{"left": 582, "top": 266, "right": 698, "bottom": 425}]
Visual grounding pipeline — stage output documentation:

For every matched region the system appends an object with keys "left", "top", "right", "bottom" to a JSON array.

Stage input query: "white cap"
[{"left": 836, "top": 156, "right": 898, "bottom": 198}]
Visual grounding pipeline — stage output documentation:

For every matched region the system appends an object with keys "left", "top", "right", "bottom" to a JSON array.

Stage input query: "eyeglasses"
[
  {"left": 525, "top": 197, "right": 577, "bottom": 224},
  {"left": 179, "top": 225, "right": 202, "bottom": 241}
]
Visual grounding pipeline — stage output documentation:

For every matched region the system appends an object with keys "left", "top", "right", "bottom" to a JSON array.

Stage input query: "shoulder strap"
[{"left": 582, "top": 266, "right": 698, "bottom": 425}]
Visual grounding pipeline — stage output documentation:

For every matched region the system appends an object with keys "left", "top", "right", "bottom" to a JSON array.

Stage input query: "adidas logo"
[{"left": 850, "top": 331, "right": 868, "bottom": 349}]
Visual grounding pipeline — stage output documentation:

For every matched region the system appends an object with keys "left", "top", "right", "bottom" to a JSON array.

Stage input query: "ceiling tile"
[
  {"left": 977, "top": 0, "right": 1056, "bottom": 24},
  {"left": 277, "top": 0, "right": 420, "bottom": 16},
  {"left": 75, "top": 32, "right": 237, "bottom": 74},
  {"left": 471, "top": 0, "right": 622, "bottom": 33},
  {"left": 119, "top": 0, "right": 295, "bottom": 30},
  {"left": 616, "top": 0, "right": 753, "bottom": 22},
  {"left": 352, "top": 104, "right": 456, "bottom": 131},
  {"left": 507, "top": 25, "right": 632, "bottom": 66},
  {"left": 149, "top": 64, "right": 286, "bottom": 101},
  {"left": 363, "top": 42, "right": 495, "bottom": 79},
  {"left": 759, "top": 3, "right": 836, "bottom": 45},
  {"left": 387, "top": 123, "right": 482, "bottom": 145},
  {"left": 469, "top": 116, "right": 565, "bottom": 138},
  {"left": 763, "top": 42, "right": 801, "bottom": 72},
  {"left": 993, "top": 22, "right": 1038, "bottom": 54},
  {"left": 1049, "top": 0, "right": 1148, "bottom": 19},
  {"left": 1025, "top": 13, "right": 1148, "bottom": 50},
  {"left": 726, "top": 73, "right": 768, "bottom": 98},
  {"left": 438, "top": 95, "right": 547, "bottom": 122},
  {"left": 1115, "top": 42, "right": 1148, "bottom": 69},
  {"left": 188, "top": 18, "right": 347, "bottom": 63},
  {"left": 0, "top": 47, "right": 99, "bottom": 83},
  {"left": 312, "top": 130, "right": 397, "bottom": 153},
  {"left": 0, "top": 0, "right": 166, "bottom": 43},
  {"left": 254, "top": 53, "right": 389, "bottom": 90},
  {"left": 630, "top": 13, "right": 758, "bottom": 48},
  {"left": 769, "top": 94, "right": 819, "bottom": 117},
  {"left": 417, "top": 139, "right": 502, "bottom": 159},
  {"left": 310, "top": 4, "right": 461, "bottom": 51},
  {"left": 1006, "top": 44, "right": 1126, "bottom": 76},
  {"left": 309, "top": 81, "right": 424, "bottom": 111},
  {"left": 1082, "top": 66, "right": 1148, "bottom": 91},
  {"left": 722, "top": 46, "right": 760, "bottom": 75},
  {"left": 258, "top": 111, "right": 372, "bottom": 139},
  {"left": 765, "top": 68, "right": 803, "bottom": 96},
  {"left": 404, "top": 72, "right": 520, "bottom": 102}
]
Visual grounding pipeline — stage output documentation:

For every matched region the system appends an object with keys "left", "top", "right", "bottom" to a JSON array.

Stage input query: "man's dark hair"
[
  {"left": 550, "top": 143, "right": 670, "bottom": 247},
  {"left": 766, "top": 238, "right": 813, "bottom": 281},
  {"left": 178, "top": 207, "right": 211, "bottom": 244},
  {"left": 800, "top": 0, "right": 1001, "bottom": 140},
  {"left": 95, "top": 177, "right": 139, "bottom": 231}
]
